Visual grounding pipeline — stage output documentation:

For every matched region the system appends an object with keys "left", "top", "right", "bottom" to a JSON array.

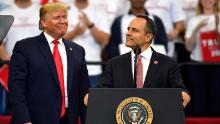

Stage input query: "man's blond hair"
[{"left": 39, "top": 2, "right": 68, "bottom": 30}]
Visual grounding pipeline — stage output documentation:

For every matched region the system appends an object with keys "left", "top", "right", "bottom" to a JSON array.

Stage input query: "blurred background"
[{"left": 0, "top": 0, "right": 220, "bottom": 123}]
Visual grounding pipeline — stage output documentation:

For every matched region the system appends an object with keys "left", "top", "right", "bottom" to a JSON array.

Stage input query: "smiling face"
[
  {"left": 125, "top": 17, "right": 153, "bottom": 50},
  {"left": 41, "top": 9, "right": 68, "bottom": 39},
  {"left": 201, "top": 0, "right": 216, "bottom": 10}
]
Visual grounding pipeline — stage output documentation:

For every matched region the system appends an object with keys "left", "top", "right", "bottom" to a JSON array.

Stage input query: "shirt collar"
[
  {"left": 132, "top": 47, "right": 153, "bottom": 60},
  {"left": 44, "top": 32, "right": 64, "bottom": 46}
]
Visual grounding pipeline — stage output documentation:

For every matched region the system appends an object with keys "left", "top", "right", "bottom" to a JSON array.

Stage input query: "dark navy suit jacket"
[
  {"left": 98, "top": 48, "right": 187, "bottom": 91},
  {"left": 8, "top": 33, "right": 90, "bottom": 124}
]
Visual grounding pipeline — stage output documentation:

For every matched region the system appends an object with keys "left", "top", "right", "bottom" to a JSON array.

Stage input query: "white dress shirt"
[
  {"left": 44, "top": 32, "right": 68, "bottom": 107},
  {"left": 131, "top": 47, "right": 153, "bottom": 84}
]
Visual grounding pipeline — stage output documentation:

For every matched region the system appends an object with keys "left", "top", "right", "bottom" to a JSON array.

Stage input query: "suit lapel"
[
  {"left": 37, "top": 33, "right": 60, "bottom": 87},
  {"left": 144, "top": 49, "right": 160, "bottom": 87},
  {"left": 63, "top": 40, "right": 74, "bottom": 94},
  {"left": 125, "top": 53, "right": 135, "bottom": 87}
]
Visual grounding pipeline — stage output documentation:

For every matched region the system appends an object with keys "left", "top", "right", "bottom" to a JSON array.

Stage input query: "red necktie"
[
  {"left": 136, "top": 55, "right": 143, "bottom": 88},
  {"left": 53, "top": 40, "right": 65, "bottom": 117}
]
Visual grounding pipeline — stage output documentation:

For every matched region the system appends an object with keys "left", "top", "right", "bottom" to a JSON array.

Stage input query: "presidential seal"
[{"left": 116, "top": 97, "right": 153, "bottom": 124}]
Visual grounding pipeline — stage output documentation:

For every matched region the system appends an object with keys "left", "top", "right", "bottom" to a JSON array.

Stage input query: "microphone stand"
[{"left": 133, "top": 45, "right": 141, "bottom": 88}]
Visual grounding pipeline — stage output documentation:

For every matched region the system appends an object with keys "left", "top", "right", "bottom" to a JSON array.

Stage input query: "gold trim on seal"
[{"left": 116, "top": 97, "right": 153, "bottom": 124}]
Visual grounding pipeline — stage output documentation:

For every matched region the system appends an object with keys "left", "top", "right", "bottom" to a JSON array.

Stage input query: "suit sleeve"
[
  {"left": 8, "top": 41, "right": 31, "bottom": 123},
  {"left": 168, "top": 62, "right": 189, "bottom": 93},
  {"left": 79, "top": 47, "right": 90, "bottom": 124},
  {"left": 96, "top": 60, "right": 113, "bottom": 88},
  {"left": 80, "top": 48, "right": 90, "bottom": 96}
]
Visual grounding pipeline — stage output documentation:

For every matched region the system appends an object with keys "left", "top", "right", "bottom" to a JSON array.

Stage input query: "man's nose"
[
  {"left": 126, "top": 30, "right": 132, "bottom": 36},
  {"left": 60, "top": 17, "right": 67, "bottom": 23}
]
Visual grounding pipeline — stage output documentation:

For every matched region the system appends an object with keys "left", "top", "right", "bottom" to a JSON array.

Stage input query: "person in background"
[
  {"left": 145, "top": 0, "right": 186, "bottom": 58},
  {"left": 89, "top": 0, "right": 130, "bottom": 28},
  {"left": 181, "top": 0, "right": 199, "bottom": 25},
  {"left": 0, "top": 0, "right": 13, "bottom": 11},
  {"left": 0, "top": 1, "right": 8, "bottom": 11},
  {"left": 0, "top": 0, "right": 41, "bottom": 61},
  {"left": 219, "top": 0, "right": 220, "bottom": 7},
  {"left": 64, "top": 0, "right": 110, "bottom": 87},
  {"left": 185, "top": 0, "right": 220, "bottom": 62},
  {"left": 104, "top": 0, "right": 168, "bottom": 60},
  {"left": 8, "top": 2, "right": 90, "bottom": 124}
]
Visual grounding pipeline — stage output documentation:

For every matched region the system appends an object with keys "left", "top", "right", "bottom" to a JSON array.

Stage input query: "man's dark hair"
[{"left": 136, "top": 14, "right": 156, "bottom": 37}]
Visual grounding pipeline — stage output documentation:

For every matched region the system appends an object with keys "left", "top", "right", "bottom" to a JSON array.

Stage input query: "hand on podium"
[
  {"left": 181, "top": 91, "right": 191, "bottom": 108},
  {"left": 0, "top": 45, "right": 11, "bottom": 61},
  {"left": 25, "top": 122, "right": 32, "bottom": 124},
  {"left": 84, "top": 93, "right": 89, "bottom": 107}
]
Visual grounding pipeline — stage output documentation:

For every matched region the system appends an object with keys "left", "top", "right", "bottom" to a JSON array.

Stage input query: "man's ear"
[
  {"left": 145, "top": 33, "right": 153, "bottom": 44},
  {"left": 40, "top": 18, "right": 47, "bottom": 29}
]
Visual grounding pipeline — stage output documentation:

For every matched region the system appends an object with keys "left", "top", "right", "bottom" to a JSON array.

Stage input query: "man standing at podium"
[{"left": 94, "top": 15, "right": 190, "bottom": 107}]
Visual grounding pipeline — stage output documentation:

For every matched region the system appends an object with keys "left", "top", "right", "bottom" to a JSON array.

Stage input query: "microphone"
[
  {"left": 133, "top": 45, "right": 141, "bottom": 87},
  {"left": 133, "top": 45, "right": 141, "bottom": 65},
  {"left": 134, "top": 45, "right": 141, "bottom": 56}
]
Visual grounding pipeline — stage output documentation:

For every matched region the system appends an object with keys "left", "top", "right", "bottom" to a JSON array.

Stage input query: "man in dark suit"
[
  {"left": 8, "top": 2, "right": 90, "bottom": 124},
  {"left": 94, "top": 14, "right": 190, "bottom": 107}
]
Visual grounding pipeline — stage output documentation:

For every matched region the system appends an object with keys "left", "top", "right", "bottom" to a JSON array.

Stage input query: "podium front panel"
[{"left": 86, "top": 88, "right": 185, "bottom": 124}]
